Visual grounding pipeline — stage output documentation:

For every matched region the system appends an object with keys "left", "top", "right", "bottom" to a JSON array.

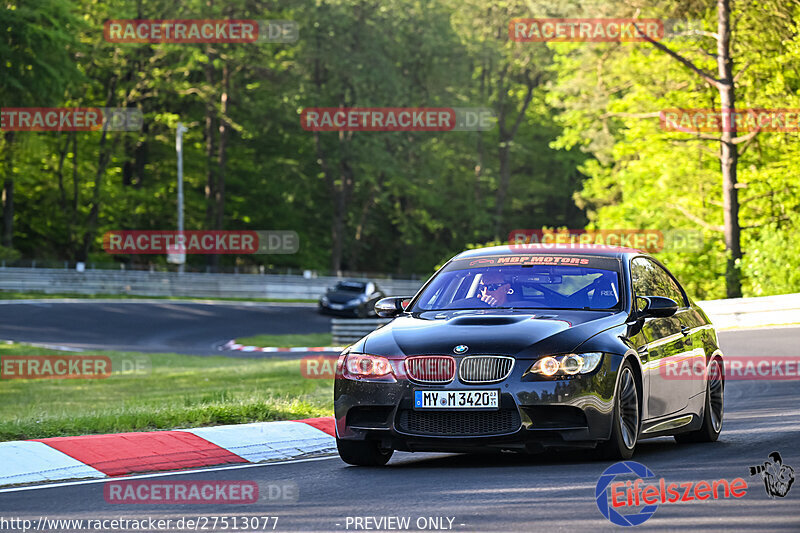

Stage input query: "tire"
[
  {"left": 597, "top": 361, "right": 640, "bottom": 460},
  {"left": 337, "top": 438, "right": 393, "bottom": 466},
  {"left": 675, "top": 357, "right": 723, "bottom": 443}
]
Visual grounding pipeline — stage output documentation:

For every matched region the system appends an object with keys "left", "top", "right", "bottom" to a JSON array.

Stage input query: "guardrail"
[
  {"left": 2, "top": 265, "right": 796, "bottom": 331},
  {"left": 331, "top": 318, "right": 392, "bottom": 344},
  {"left": 0, "top": 267, "right": 425, "bottom": 300},
  {"left": 698, "top": 292, "right": 800, "bottom": 330}
]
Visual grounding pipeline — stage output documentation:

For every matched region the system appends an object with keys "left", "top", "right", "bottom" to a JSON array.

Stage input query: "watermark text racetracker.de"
[
  {"left": 302, "top": 355, "right": 339, "bottom": 379},
  {"left": 302, "top": 354, "right": 410, "bottom": 381},
  {"left": 104, "top": 19, "right": 298, "bottom": 43},
  {"left": 509, "top": 18, "right": 703, "bottom": 43},
  {"left": 507, "top": 229, "right": 703, "bottom": 253},
  {"left": 1, "top": 108, "right": 142, "bottom": 132},
  {"left": 102, "top": 230, "right": 298, "bottom": 255},
  {"left": 660, "top": 108, "right": 800, "bottom": 132},
  {"left": 300, "top": 107, "right": 495, "bottom": 132},
  {"left": 1, "top": 355, "right": 150, "bottom": 379},
  {"left": 661, "top": 355, "right": 800, "bottom": 381},
  {"left": 510, "top": 18, "right": 664, "bottom": 42},
  {"left": 103, "top": 479, "right": 298, "bottom": 504},
  {"left": 302, "top": 354, "right": 480, "bottom": 384}
]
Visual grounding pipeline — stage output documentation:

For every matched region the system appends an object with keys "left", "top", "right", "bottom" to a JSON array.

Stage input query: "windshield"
[
  {"left": 411, "top": 254, "right": 621, "bottom": 311},
  {"left": 334, "top": 281, "right": 366, "bottom": 292}
]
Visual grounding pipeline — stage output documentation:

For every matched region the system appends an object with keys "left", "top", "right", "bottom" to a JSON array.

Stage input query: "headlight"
[
  {"left": 321, "top": 296, "right": 329, "bottom": 304},
  {"left": 579, "top": 352, "right": 603, "bottom": 373},
  {"left": 347, "top": 298, "right": 361, "bottom": 305},
  {"left": 343, "top": 354, "right": 396, "bottom": 381},
  {"left": 534, "top": 356, "right": 560, "bottom": 376},
  {"left": 527, "top": 352, "right": 603, "bottom": 377},
  {"left": 561, "top": 354, "right": 583, "bottom": 375}
]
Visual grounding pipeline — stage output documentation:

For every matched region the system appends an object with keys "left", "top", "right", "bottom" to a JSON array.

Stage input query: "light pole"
[{"left": 175, "top": 122, "right": 188, "bottom": 273}]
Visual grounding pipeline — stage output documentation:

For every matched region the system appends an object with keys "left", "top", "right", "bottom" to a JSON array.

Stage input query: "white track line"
[
  {"left": 717, "top": 323, "right": 800, "bottom": 332},
  {"left": 223, "top": 340, "right": 343, "bottom": 353}
]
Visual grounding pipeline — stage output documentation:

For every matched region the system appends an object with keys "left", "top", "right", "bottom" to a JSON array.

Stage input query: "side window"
[{"left": 631, "top": 257, "right": 686, "bottom": 307}]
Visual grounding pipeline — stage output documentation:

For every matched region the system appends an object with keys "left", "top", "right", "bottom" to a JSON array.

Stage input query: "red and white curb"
[
  {"left": 0, "top": 417, "right": 335, "bottom": 487},
  {"left": 222, "top": 340, "right": 343, "bottom": 353}
]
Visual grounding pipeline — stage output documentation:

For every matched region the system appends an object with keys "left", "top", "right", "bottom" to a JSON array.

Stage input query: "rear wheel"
[
  {"left": 675, "top": 358, "right": 723, "bottom": 443},
  {"left": 337, "top": 438, "right": 393, "bottom": 466},
  {"left": 597, "top": 361, "right": 640, "bottom": 460}
]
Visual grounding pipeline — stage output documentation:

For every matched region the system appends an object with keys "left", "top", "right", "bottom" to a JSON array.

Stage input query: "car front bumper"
[
  {"left": 319, "top": 303, "right": 360, "bottom": 316},
  {"left": 334, "top": 353, "right": 623, "bottom": 453}
]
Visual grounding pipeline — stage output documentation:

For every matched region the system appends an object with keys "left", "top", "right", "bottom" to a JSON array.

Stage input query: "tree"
[
  {"left": 0, "top": 0, "right": 83, "bottom": 249},
  {"left": 634, "top": 0, "right": 747, "bottom": 297},
  {"left": 547, "top": 0, "right": 800, "bottom": 298}
]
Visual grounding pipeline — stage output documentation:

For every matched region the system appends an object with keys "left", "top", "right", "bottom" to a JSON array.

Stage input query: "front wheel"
[
  {"left": 337, "top": 438, "right": 393, "bottom": 466},
  {"left": 675, "top": 358, "right": 723, "bottom": 443},
  {"left": 597, "top": 361, "right": 640, "bottom": 460}
]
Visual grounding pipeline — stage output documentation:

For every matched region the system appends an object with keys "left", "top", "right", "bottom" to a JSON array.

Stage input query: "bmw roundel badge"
[{"left": 453, "top": 345, "right": 469, "bottom": 354}]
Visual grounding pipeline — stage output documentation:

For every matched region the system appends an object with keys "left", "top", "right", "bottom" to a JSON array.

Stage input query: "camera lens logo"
[
  {"left": 596, "top": 461, "right": 659, "bottom": 526},
  {"left": 749, "top": 451, "right": 795, "bottom": 498}
]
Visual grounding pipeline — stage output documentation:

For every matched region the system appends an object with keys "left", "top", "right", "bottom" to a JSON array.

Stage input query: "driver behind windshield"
[
  {"left": 444, "top": 270, "right": 511, "bottom": 309},
  {"left": 476, "top": 271, "right": 512, "bottom": 307}
]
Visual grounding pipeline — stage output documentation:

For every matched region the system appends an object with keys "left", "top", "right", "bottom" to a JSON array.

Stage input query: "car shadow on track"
[{"left": 370, "top": 437, "right": 715, "bottom": 470}]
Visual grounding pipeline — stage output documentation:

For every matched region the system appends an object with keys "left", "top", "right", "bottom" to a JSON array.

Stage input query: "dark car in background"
[
  {"left": 319, "top": 280, "right": 386, "bottom": 318},
  {"left": 334, "top": 244, "right": 724, "bottom": 465}
]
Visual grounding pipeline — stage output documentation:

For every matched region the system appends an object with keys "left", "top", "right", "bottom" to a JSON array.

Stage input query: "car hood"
[{"left": 363, "top": 309, "right": 627, "bottom": 358}]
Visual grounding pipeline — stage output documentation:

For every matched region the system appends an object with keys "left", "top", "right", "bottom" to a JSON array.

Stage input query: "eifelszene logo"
[
  {"left": 595, "top": 462, "right": 659, "bottom": 527},
  {"left": 595, "top": 461, "right": 748, "bottom": 526}
]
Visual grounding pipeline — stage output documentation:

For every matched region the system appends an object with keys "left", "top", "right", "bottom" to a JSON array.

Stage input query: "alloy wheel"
[
  {"left": 708, "top": 359, "right": 724, "bottom": 432},
  {"left": 618, "top": 368, "right": 639, "bottom": 449}
]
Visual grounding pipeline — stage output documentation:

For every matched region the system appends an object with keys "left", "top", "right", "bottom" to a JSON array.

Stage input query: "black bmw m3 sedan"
[{"left": 334, "top": 244, "right": 724, "bottom": 465}]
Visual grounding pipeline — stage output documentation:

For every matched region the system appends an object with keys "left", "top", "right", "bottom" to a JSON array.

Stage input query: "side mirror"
[
  {"left": 374, "top": 296, "right": 411, "bottom": 318},
  {"left": 637, "top": 296, "right": 678, "bottom": 318}
]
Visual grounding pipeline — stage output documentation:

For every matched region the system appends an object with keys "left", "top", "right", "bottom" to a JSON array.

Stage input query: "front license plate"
[{"left": 414, "top": 390, "right": 498, "bottom": 410}]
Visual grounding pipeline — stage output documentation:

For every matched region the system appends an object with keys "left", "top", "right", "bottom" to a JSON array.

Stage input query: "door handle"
[{"left": 681, "top": 325, "right": 690, "bottom": 336}]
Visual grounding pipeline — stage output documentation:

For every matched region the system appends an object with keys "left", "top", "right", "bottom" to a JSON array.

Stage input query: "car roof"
[
  {"left": 335, "top": 280, "right": 368, "bottom": 286},
  {"left": 454, "top": 243, "right": 644, "bottom": 260}
]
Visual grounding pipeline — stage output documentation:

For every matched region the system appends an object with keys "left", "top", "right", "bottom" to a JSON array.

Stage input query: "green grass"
[
  {"left": 0, "top": 290, "right": 316, "bottom": 303},
  {"left": 235, "top": 333, "right": 335, "bottom": 347},
  {"left": 0, "top": 343, "right": 333, "bottom": 441}
]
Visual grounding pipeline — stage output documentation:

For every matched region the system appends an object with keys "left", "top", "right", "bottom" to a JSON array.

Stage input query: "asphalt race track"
[
  {"left": 1, "top": 327, "right": 799, "bottom": 532},
  {"left": 0, "top": 301, "right": 330, "bottom": 355}
]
